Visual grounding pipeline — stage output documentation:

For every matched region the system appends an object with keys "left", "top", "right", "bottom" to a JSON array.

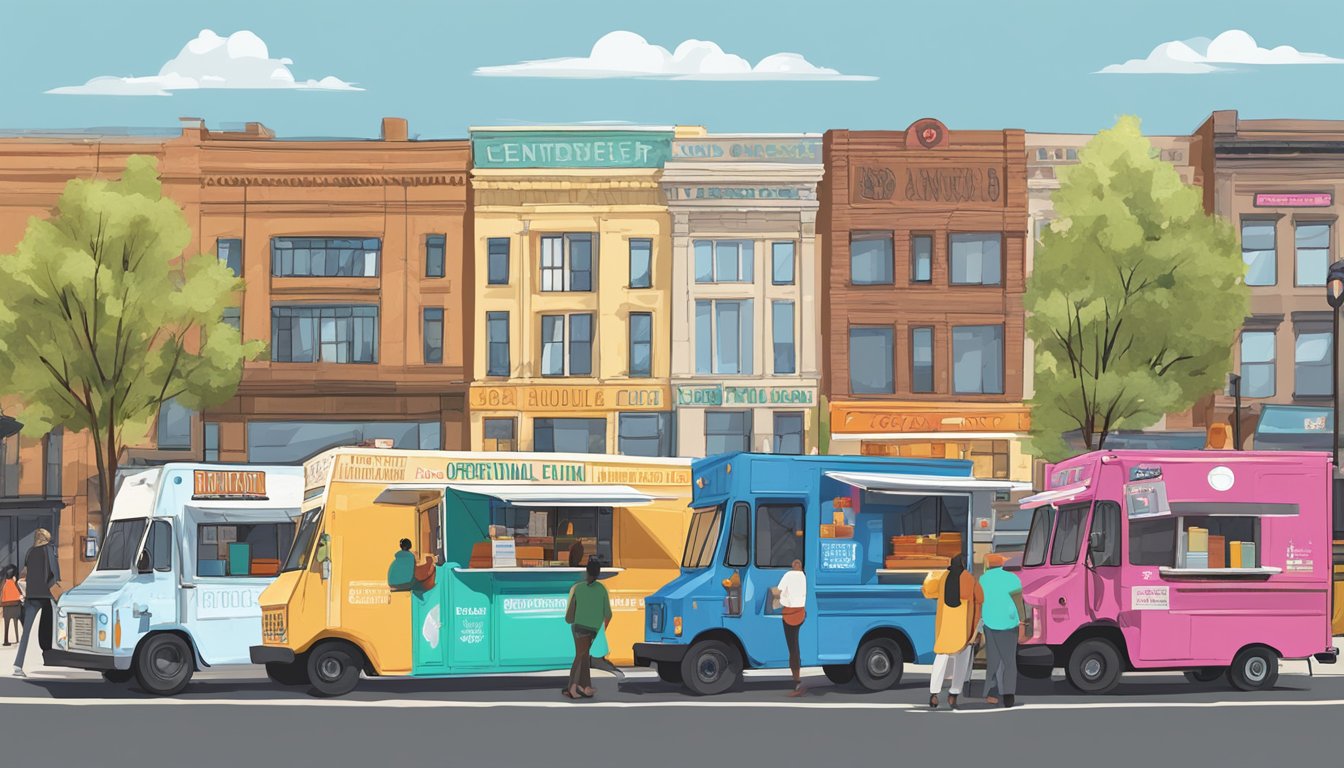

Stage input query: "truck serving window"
[
  {"left": 682, "top": 506, "right": 724, "bottom": 569},
  {"left": 1129, "top": 517, "right": 1178, "bottom": 566},
  {"left": 198, "top": 523, "right": 295, "bottom": 578},
  {"left": 1022, "top": 506, "right": 1055, "bottom": 567},
  {"left": 756, "top": 503, "right": 804, "bottom": 569},
  {"left": 284, "top": 507, "right": 325, "bottom": 573},
  {"left": 1049, "top": 504, "right": 1089, "bottom": 565},
  {"left": 97, "top": 519, "right": 148, "bottom": 571}
]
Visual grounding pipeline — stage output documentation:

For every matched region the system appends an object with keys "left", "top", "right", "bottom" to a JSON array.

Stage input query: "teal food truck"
[{"left": 634, "top": 453, "right": 1023, "bottom": 694}]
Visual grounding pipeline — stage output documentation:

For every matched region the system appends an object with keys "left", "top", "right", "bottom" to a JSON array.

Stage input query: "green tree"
[
  {"left": 0, "top": 155, "right": 264, "bottom": 527},
  {"left": 1025, "top": 117, "right": 1248, "bottom": 462}
]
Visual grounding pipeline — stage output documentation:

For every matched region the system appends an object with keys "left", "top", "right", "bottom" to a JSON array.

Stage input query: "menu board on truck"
[{"left": 1124, "top": 481, "right": 1170, "bottom": 519}]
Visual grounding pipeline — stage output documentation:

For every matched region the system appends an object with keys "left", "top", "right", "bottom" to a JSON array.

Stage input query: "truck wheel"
[
  {"left": 655, "top": 661, "right": 683, "bottom": 684},
  {"left": 853, "top": 638, "right": 903, "bottom": 691},
  {"left": 101, "top": 669, "right": 134, "bottom": 684},
  {"left": 266, "top": 659, "right": 310, "bottom": 687},
  {"left": 1066, "top": 638, "right": 1122, "bottom": 694},
  {"left": 1183, "top": 667, "right": 1224, "bottom": 684},
  {"left": 133, "top": 634, "right": 194, "bottom": 696},
  {"left": 823, "top": 664, "right": 855, "bottom": 685},
  {"left": 1228, "top": 646, "right": 1279, "bottom": 692},
  {"left": 306, "top": 640, "right": 363, "bottom": 697},
  {"left": 679, "top": 639, "right": 741, "bottom": 696}
]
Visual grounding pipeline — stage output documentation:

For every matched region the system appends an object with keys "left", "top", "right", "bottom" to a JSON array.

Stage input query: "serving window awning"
[
  {"left": 825, "top": 471, "right": 1031, "bottom": 496},
  {"left": 374, "top": 483, "right": 661, "bottom": 508},
  {"left": 1018, "top": 482, "right": 1092, "bottom": 509}
]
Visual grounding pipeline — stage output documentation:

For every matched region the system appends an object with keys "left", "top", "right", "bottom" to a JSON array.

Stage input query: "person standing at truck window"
[
  {"left": 387, "top": 538, "right": 417, "bottom": 591},
  {"left": 14, "top": 528, "right": 60, "bottom": 677},
  {"left": 775, "top": 559, "right": 808, "bottom": 697},
  {"left": 977, "top": 552, "right": 1027, "bottom": 708},
  {"left": 922, "top": 553, "right": 981, "bottom": 709},
  {"left": 564, "top": 557, "right": 611, "bottom": 700},
  {"left": 2, "top": 565, "right": 22, "bottom": 646}
]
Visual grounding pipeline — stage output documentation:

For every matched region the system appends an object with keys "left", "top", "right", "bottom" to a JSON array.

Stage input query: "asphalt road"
[{"left": 2, "top": 664, "right": 1343, "bottom": 767}]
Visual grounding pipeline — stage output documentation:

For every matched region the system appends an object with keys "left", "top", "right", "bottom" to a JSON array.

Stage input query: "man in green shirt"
[
  {"left": 564, "top": 558, "right": 612, "bottom": 699},
  {"left": 975, "top": 553, "right": 1027, "bottom": 708}
]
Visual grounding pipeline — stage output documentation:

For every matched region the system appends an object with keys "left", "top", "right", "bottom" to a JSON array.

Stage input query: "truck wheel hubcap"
[
  {"left": 153, "top": 646, "right": 184, "bottom": 678},
  {"left": 1083, "top": 658, "right": 1103, "bottom": 679},
  {"left": 698, "top": 651, "right": 725, "bottom": 682},
  {"left": 867, "top": 650, "right": 891, "bottom": 677},
  {"left": 1245, "top": 658, "right": 1267, "bottom": 682},
  {"left": 320, "top": 656, "right": 343, "bottom": 680}
]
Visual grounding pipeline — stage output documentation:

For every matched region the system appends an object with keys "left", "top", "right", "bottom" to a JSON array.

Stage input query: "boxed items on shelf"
[
  {"left": 821, "top": 523, "right": 854, "bottom": 539},
  {"left": 884, "top": 532, "right": 963, "bottom": 570},
  {"left": 515, "top": 545, "right": 546, "bottom": 567},
  {"left": 1230, "top": 541, "right": 1257, "bottom": 568},
  {"left": 1208, "top": 535, "right": 1226, "bottom": 569},
  {"left": 491, "top": 538, "right": 517, "bottom": 568},
  {"left": 469, "top": 541, "right": 493, "bottom": 569}
]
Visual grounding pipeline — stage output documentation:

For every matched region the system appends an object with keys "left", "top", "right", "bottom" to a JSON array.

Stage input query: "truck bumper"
[
  {"left": 633, "top": 642, "right": 689, "bottom": 667},
  {"left": 249, "top": 645, "right": 296, "bottom": 665},
  {"left": 1017, "top": 644, "right": 1056, "bottom": 670},
  {"left": 1315, "top": 647, "right": 1339, "bottom": 664},
  {"left": 44, "top": 648, "right": 129, "bottom": 672}
]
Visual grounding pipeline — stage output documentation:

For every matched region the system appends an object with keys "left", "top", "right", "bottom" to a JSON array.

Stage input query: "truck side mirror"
[
  {"left": 1089, "top": 531, "right": 1105, "bottom": 552},
  {"left": 135, "top": 550, "right": 152, "bottom": 574}
]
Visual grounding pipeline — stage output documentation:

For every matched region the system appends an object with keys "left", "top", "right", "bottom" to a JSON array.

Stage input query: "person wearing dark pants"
[
  {"left": 564, "top": 557, "right": 612, "bottom": 699},
  {"left": 977, "top": 553, "right": 1027, "bottom": 708},
  {"left": 774, "top": 559, "right": 808, "bottom": 697},
  {"left": 14, "top": 528, "right": 60, "bottom": 677}
]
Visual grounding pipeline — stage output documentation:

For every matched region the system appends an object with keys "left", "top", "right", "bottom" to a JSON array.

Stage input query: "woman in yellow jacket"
[{"left": 921, "top": 553, "right": 982, "bottom": 710}]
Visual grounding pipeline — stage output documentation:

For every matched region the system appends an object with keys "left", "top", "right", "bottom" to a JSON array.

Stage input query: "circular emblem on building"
[
  {"left": 1208, "top": 466, "right": 1235, "bottom": 492},
  {"left": 916, "top": 121, "right": 944, "bottom": 149}
]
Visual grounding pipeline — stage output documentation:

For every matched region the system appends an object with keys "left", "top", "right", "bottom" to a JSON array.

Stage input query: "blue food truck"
[
  {"left": 46, "top": 464, "right": 302, "bottom": 695},
  {"left": 633, "top": 453, "right": 1023, "bottom": 695}
]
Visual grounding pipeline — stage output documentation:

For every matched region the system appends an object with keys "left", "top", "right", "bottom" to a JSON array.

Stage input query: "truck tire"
[
  {"left": 680, "top": 639, "right": 741, "bottom": 696},
  {"left": 823, "top": 664, "right": 855, "bottom": 685},
  {"left": 1228, "top": 646, "right": 1279, "bottom": 692},
  {"left": 306, "top": 640, "right": 363, "bottom": 697},
  {"left": 1066, "top": 638, "right": 1122, "bottom": 694},
  {"left": 101, "top": 669, "right": 134, "bottom": 684},
  {"left": 655, "top": 661, "right": 683, "bottom": 684},
  {"left": 853, "top": 638, "right": 903, "bottom": 691},
  {"left": 133, "top": 634, "right": 195, "bottom": 696},
  {"left": 266, "top": 659, "right": 310, "bottom": 686},
  {"left": 1183, "top": 667, "right": 1224, "bottom": 684}
]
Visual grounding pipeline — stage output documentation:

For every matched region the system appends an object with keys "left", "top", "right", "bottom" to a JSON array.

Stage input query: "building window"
[
  {"left": 271, "top": 305, "right": 379, "bottom": 363},
  {"left": 247, "top": 421, "right": 439, "bottom": 463},
  {"left": 694, "top": 240, "right": 753, "bottom": 284},
  {"left": 629, "top": 313, "right": 652, "bottom": 377},
  {"left": 217, "top": 238, "right": 243, "bottom": 277},
  {"left": 43, "top": 428, "right": 62, "bottom": 497},
  {"left": 271, "top": 237, "right": 380, "bottom": 277},
  {"left": 486, "top": 238, "right": 510, "bottom": 285},
  {"left": 968, "top": 440, "right": 1010, "bottom": 479},
  {"left": 1295, "top": 329, "right": 1332, "bottom": 397},
  {"left": 422, "top": 308, "right": 444, "bottom": 364},
  {"left": 157, "top": 397, "right": 192, "bottom": 450},
  {"left": 541, "top": 314, "right": 593, "bottom": 377},
  {"left": 221, "top": 308, "right": 241, "bottom": 332},
  {"left": 695, "top": 299, "right": 754, "bottom": 375},
  {"left": 1240, "top": 220, "right": 1276, "bottom": 287},
  {"left": 1241, "top": 330, "right": 1276, "bottom": 398},
  {"left": 705, "top": 410, "right": 752, "bottom": 456},
  {"left": 850, "top": 232, "right": 894, "bottom": 285},
  {"left": 950, "top": 233, "right": 1002, "bottom": 286},
  {"left": 773, "top": 412, "right": 804, "bottom": 455},
  {"left": 849, "top": 326, "right": 894, "bottom": 394},
  {"left": 483, "top": 418, "right": 516, "bottom": 452},
  {"left": 912, "top": 326, "right": 934, "bottom": 393},
  {"left": 534, "top": 418, "right": 606, "bottom": 454},
  {"left": 487, "top": 312, "right": 510, "bottom": 377},
  {"left": 1295, "top": 222, "right": 1331, "bottom": 287},
  {"left": 911, "top": 235, "right": 932, "bottom": 283},
  {"left": 618, "top": 412, "right": 673, "bottom": 457},
  {"left": 0, "top": 433, "right": 16, "bottom": 498},
  {"left": 772, "top": 301, "right": 795, "bottom": 375},
  {"left": 204, "top": 423, "right": 220, "bottom": 463},
  {"left": 425, "top": 234, "right": 446, "bottom": 279},
  {"left": 771, "top": 242, "right": 795, "bottom": 285},
  {"left": 629, "top": 238, "right": 652, "bottom": 289},
  {"left": 1065, "top": 148, "right": 1078, "bottom": 160},
  {"left": 540, "top": 233, "right": 593, "bottom": 292},
  {"left": 952, "top": 324, "right": 1005, "bottom": 394},
  {"left": 1035, "top": 148, "right": 1049, "bottom": 161}
]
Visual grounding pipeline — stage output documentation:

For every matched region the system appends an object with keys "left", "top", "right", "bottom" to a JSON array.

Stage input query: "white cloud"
[
  {"left": 47, "top": 30, "right": 361, "bottom": 95},
  {"left": 1099, "top": 30, "right": 1344, "bottom": 74},
  {"left": 474, "top": 31, "right": 875, "bottom": 81}
]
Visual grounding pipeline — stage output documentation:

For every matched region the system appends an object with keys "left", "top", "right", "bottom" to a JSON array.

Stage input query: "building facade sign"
[
  {"left": 470, "top": 383, "right": 670, "bottom": 413},
  {"left": 472, "top": 130, "right": 674, "bottom": 169},
  {"left": 1252, "top": 192, "right": 1333, "bottom": 208},
  {"left": 831, "top": 405, "right": 1031, "bottom": 435},
  {"left": 669, "top": 185, "right": 816, "bottom": 201},
  {"left": 671, "top": 137, "right": 822, "bottom": 163},
  {"left": 675, "top": 384, "right": 817, "bottom": 407},
  {"left": 853, "top": 163, "right": 1004, "bottom": 205}
]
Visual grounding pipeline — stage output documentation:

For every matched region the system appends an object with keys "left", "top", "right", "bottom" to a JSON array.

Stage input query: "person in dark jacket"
[{"left": 14, "top": 528, "right": 59, "bottom": 677}]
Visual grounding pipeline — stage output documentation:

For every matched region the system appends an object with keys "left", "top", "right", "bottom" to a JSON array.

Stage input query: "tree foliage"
[
  {"left": 1025, "top": 117, "right": 1248, "bottom": 461},
  {"left": 0, "top": 155, "right": 264, "bottom": 522}
]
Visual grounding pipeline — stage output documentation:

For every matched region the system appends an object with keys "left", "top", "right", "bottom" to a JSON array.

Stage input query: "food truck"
[
  {"left": 632, "top": 453, "right": 1023, "bottom": 695},
  {"left": 250, "top": 448, "right": 692, "bottom": 696},
  {"left": 47, "top": 464, "right": 303, "bottom": 695},
  {"left": 1014, "top": 449, "right": 1338, "bottom": 694}
]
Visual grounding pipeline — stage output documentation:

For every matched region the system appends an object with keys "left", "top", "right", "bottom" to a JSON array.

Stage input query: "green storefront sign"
[
  {"left": 472, "top": 130, "right": 674, "bottom": 169},
  {"left": 676, "top": 384, "right": 815, "bottom": 407}
]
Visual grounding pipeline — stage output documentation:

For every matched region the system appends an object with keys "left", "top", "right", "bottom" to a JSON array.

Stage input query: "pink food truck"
[{"left": 1014, "top": 449, "right": 1338, "bottom": 693}]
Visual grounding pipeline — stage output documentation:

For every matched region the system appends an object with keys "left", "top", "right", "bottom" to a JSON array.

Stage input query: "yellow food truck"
[{"left": 250, "top": 447, "right": 692, "bottom": 695}]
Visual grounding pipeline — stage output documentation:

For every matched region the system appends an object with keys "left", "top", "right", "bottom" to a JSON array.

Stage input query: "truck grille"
[
  {"left": 262, "top": 608, "right": 287, "bottom": 644},
  {"left": 69, "top": 613, "right": 94, "bottom": 650}
]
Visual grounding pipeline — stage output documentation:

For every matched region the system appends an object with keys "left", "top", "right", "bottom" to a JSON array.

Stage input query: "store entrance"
[{"left": 0, "top": 511, "right": 57, "bottom": 569}]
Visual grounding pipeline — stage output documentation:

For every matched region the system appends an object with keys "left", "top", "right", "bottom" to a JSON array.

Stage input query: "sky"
[{"left": 4, "top": 0, "right": 1344, "bottom": 139}]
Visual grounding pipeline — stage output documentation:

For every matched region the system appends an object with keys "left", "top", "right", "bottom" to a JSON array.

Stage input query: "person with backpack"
[{"left": 1, "top": 564, "right": 22, "bottom": 646}]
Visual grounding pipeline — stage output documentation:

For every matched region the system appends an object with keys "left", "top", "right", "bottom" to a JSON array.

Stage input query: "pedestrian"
[
  {"left": 773, "top": 558, "right": 807, "bottom": 697},
  {"left": 1, "top": 565, "right": 22, "bottom": 646},
  {"left": 922, "top": 553, "right": 982, "bottom": 709},
  {"left": 977, "top": 552, "right": 1027, "bottom": 708},
  {"left": 563, "top": 557, "right": 611, "bottom": 700},
  {"left": 14, "top": 528, "right": 60, "bottom": 677},
  {"left": 588, "top": 626, "right": 626, "bottom": 684},
  {"left": 387, "top": 538, "right": 417, "bottom": 590}
]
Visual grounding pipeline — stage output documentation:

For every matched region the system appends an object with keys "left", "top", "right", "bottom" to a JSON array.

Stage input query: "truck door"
[
  {"left": 134, "top": 519, "right": 180, "bottom": 635},
  {"left": 743, "top": 500, "right": 807, "bottom": 667},
  {"left": 185, "top": 517, "right": 291, "bottom": 665},
  {"left": 1084, "top": 501, "right": 1123, "bottom": 619},
  {"left": 412, "top": 497, "right": 448, "bottom": 673}
]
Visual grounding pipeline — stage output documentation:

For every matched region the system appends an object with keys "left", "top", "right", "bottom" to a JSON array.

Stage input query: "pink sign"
[{"left": 1253, "top": 192, "right": 1333, "bottom": 208}]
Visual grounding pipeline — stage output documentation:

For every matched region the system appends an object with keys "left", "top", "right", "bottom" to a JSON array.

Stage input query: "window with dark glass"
[
  {"left": 771, "top": 242, "right": 795, "bottom": 285},
  {"left": 142, "top": 519, "right": 173, "bottom": 571},
  {"left": 849, "top": 326, "right": 894, "bottom": 394},
  {"left": 1296, "top": 222, "right": 1330, "bottom": 287},
  {"left": 1240, "top": 219, "right": 1276, "bottom": 287},
  {"left": 772, "top": 301, "right": 795, "bottom": 375},
  {"left": 97, "top": 518, "right": 147, "bottom": 571},
  {"left": 570, "top": 314, "right": 593, "bottom": 376},
  {"left": 695, "top": 299, "right": 753, "bottom": 375},
  {"left": 629, "top": 313, "right": 652, "bottom": 377},
  {"left": 487, "top": 312, "right": 510, "bottom": 376},
  {"left": 43, "top": 428, "right": 62, "bottom": 498},
  {"left": 773, "top": 412, "right": 804, "bottom": 455},
  {"left": 725, "top": 502, "right": 751, "bottom": 567},
  {"left": 422, "top": 308, "right": 444, "bottom": 364},
  {"left": 1129, "top": 517, "right": 1177, "bottom": 566},
  {"left": 221, "top": 308, "right": 241, "bottom": 332},
  {"left": 534, "top": 418, "right": 606, "bottom": 454},
  {"left": 217, "top": 238, "right": 243, "bottom": 277},
  {"left": 911, "top": 235, "right": 932, "bottom": 283},
  {"left": 1240, "top": 330, "right": 1276, "bottom": 398},
  {"left": 912, "top": 326, "right": 934, "bottom": 392},
  {"left": 1050, "top": 504, "right": 1088, "bottom": 565},
  {"left": 694, "top": 240, "right": 753, "bottom": 284},
  {"left": 618, "top": 412, "right": 673, "bottom": 457},
  {"left": 271, "top": 305, "right": 379, "bottom": 363},
  {"left": 271, "top": 237, "right": 380, "bottom": 277},
  {"left": 204, "top": 423, "right": 220, "bottom": 463},
  {"left": 0, "top": 434, "right": 18, "bottom": 498},
  {"left": 196, "top": 522, "right": 295, "bottom": 578},
  {"left": 1088, "top": 501, "right": 1121, "bottom": 567},
  {"left": 949, "top": 233, "right": 1002, "bottom": 285},
  {"left": 1022, "top": 506, "right": 1056, "bottom": 567},
  {"left": 425, "top": 234, "right": 446, "bottom": 278},
  {"left": 487, "top": 238, "right": 510, "bottom": 285},
  {"left": 157, "top": 397, "right": 192, "bottom": 450},
  {"left": 952, "top": 324, "right": 1004, "bottom": 394},
  {"left": 682, "top": 506, "right": 724, "bottom": 569},
  {"left": 851, "top": 232, "right": 894, "bottom": 285},
  {"left": 705, "top": 410, "right": 752, "bottom": 455},
  {"left": 483, "top": 418, "right": 517, "bottom": 452},
  {"left": 755, "top": 503, "right": 805, "bottom": 568},
  {"left": 542, "top": 314, "right": 593, "bottom": 377},
  {"left": 540, "top": 233, "right": 594, "bottom": 292},
  {"left": 629, "top": 238, "right": 652, "bottom": 288},
  {"left": 1295, "top": 328, "right": 1331, "bottom": 397}
]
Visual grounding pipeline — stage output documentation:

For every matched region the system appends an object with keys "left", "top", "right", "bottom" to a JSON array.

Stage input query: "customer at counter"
[
  {"left": 977, "top": 552, "right": 1026, "bottom": 708},
  {"left": 922, "top": 554, "right": 981, "bottom": 709},
  {"left": 564, "top": 557, "right": 612, "bottom": 700}
]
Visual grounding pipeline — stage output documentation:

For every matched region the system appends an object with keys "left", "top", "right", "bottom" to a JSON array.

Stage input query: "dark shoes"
[{"left": 1002, "top": 694, "right": 1017, "bottom": 708}]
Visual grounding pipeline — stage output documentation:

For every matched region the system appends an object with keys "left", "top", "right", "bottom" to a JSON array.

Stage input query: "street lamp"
[
  {"left": 1227, "top": 374, "right": 1242, "bottom": 450},
  {"left": 1325, "top": 260, "right": 1344, "bottom": 471}
]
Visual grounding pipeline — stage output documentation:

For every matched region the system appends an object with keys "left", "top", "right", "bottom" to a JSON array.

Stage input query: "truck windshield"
[
  {"left": 97, "top": 519, "right": 149, "bottom": 571},
  {"left": 1021, "top": 506, "right": 1056, "bottom": 567},
  {"left": 283, "top": 507, "right": 324, "bottom": 573},
  {"left": 681, "top": 506, "right": 724, "bottom": 569}
]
